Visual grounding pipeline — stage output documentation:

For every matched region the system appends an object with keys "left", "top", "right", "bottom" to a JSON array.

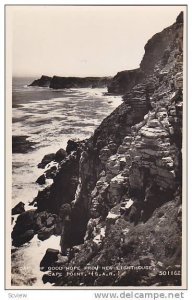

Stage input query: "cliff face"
[
  {"left": 29, "top": 75, "right": 52, "bottom": 87},
  {"left": 56, "top": 12, "right": 182, "bottom": 286},
  {"left": 13, "top": 12, "right": 184, "bottom": 287},
  {"left": 107, "top": 69, "right": 144, "bottom": 94},
  {"left": 49, "top": 76, "right": 111, "bottom": 89},
  {"left": 29, "top": 75, "right": 111, "bottom": 89}
]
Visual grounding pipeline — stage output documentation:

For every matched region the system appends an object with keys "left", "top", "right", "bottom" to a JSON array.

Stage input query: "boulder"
[
  {"left": 40, "top": 248, "right": 59, "bottom": 271},
  {"left": 55, "top": 148, "right": 67, "bottom": 162},
  {"left": 12, "top": 202, "right": 25, "bottom": 215},
  {"left": 36, "top": 174, "right": 46, "bottom": 185},
  {"left": 12, "top": 229, "right": 35, "bottom": 247},
  {"left": 38, "top": 153, "right": 55, "bottom": 169},
  {"left": 12, "top": 210, "right": 36, "bottom": 246}
]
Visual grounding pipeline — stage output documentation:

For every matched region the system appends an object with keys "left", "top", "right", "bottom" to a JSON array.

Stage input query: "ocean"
[{"left": 11, "top": 77, "right": 122, "bottom": 286}]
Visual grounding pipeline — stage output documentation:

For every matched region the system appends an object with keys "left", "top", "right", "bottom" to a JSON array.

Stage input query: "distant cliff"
[
  {"left": 29, "top": 75, "right": 111, "bottom": 89},
  {"left": 13, "top": 12, "right": 184, "bottom": 287},
  {"left": 29, "top": 75, "right": 52, "bottom": 87}
]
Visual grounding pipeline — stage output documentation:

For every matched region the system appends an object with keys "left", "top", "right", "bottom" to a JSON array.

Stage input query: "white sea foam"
[{"left": 12, "top": 235, "right": 60, "bottom": 287}]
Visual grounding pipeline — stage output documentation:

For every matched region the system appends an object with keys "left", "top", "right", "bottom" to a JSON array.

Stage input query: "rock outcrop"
[
  {"left": 38, "top": 153, "right": 56, "bottom": 169},
  {"left": 13, "top": 12, "right": 184, "bottom": 287},
  {"left": 29, "top": 75, "right": 52, "bottom": 87},
  {"left": 107, "top": 69, "right": 144, "bottom": 94},
  {"left": 12, "top": 202, "right": 25, "bottom": 215}
]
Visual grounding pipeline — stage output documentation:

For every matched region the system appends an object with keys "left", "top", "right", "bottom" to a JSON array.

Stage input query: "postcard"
[{"left": 5, "top": 5, "right": 187, "bottom": 289}]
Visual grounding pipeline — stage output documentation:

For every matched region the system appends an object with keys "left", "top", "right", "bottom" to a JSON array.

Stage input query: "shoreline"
[
  {"left": 11, "top": 88, "right": 123, "bottom": 287},
  {"left": 10, "top": 12, "right": 184, "bottom": 288}
]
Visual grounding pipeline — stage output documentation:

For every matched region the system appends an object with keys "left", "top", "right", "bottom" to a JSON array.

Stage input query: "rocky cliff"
[
  {"left": 107, "top": 68, "right": 144, "bottom": 94},
  {"left": 29, "top": 75, "right": 52, "bottom": 87},
  {"left": 29, "top": 75, "right": 111, "bottom": 89},
  {"left": 108, "top": 12, "right": 183, "bottom": 95},
  {"left": 13, "top": 12, "right": 184, "bottom": 287}
]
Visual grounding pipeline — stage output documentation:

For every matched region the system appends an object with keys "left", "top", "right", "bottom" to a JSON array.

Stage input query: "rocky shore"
[{"left": 12, "top": 12, "right": 184, "bottom": 287}]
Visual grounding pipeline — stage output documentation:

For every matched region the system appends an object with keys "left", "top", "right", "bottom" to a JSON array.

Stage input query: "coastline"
[
  {"left": 10, "top": 12, "right": 184, "bottom": 288},
  {"left": 11, "top": 86, "right": 123, "bottom": 286}
]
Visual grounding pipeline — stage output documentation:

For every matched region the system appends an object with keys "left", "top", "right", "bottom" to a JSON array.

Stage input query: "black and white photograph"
[{"left": 5, "top": 5, "right": 187, "bottom": 289}]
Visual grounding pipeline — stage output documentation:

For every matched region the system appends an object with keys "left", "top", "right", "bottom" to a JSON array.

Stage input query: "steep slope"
[{"left": 53, "top": 12, "right": 183, "bottom": 286}]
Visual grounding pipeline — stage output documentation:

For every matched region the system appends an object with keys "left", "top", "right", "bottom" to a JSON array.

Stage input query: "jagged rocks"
[
  {"left": 36, "top": 174, "right": 46, "bottom": 185},
  {"left": 58, "top": 200, "right": 181, "bottom": 286},
  {"left": 12, "top": 209, "right": 61, "bottom": 246},
  {"left": 38, "top": 153, "right": 55, "bottom": 169},
  {"left": 90, "top": 179, "right": 109, "bottom": 219},
  {"left": 12, "top": 202, "right": 25, "bottom": 215},
  {"left": 35, "top": 211, "right": 58, "bottom": 231},
  {"left": 106, "top": 204, "right": 121, "bottom": 234},
  {"left": 61, "top": 15, "right": 183, "bottom": 287},
  {"left": 12, "top": 210, "right": 36, "bottom": 246}
]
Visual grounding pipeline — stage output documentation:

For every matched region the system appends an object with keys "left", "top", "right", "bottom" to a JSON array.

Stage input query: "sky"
[{"left": 8, "top": 5, "right": 184, "bottom": 77}]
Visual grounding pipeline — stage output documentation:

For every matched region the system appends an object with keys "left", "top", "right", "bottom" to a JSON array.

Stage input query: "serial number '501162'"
[{"left": 159, "top": 270, "right": 181, "bottom": 276}]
